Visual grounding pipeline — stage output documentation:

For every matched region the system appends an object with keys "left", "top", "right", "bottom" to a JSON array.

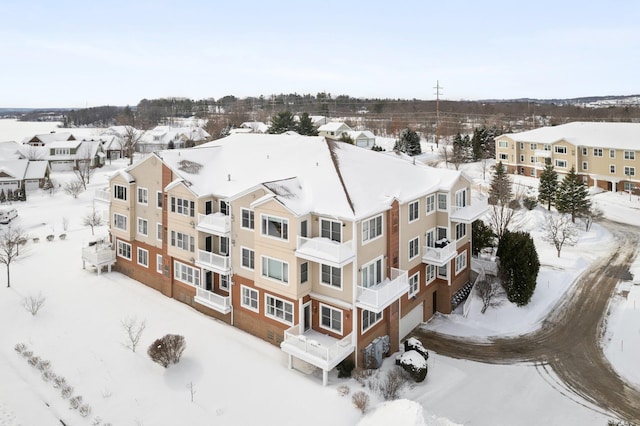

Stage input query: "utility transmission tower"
[{"left": 433, "top": 80, "right": 443, "bottom": 147}]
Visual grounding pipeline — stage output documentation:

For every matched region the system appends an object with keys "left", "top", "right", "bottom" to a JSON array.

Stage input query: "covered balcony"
[
  {"left": 295, "top": 236, "right": 355, "bottom": 268},
  {"left": 195, "top": 250, "right": 231, "bottom": 275},
  {"left": 422, "top": 241, "right": 457, "bottom": 267},
  {"left": 450, "top": 197, "right": 488, "bottom": 224},
  {"left": 281, "top": 324, "right": 354, "bottom": 386},
  {"left": 193, "top": 287, "right": 231, "bottom": 314},
  {"left": 81, "top": 237, "right": 116, "bottom": 274},
  {"left": 196, "top": 213, "right": 231, "bottom": 236},
  {"left": 355, "top": 268, "right": 409, "bottom": 313}
]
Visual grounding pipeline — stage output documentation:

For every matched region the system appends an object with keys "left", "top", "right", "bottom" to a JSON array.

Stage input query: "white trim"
[
  {"left": 455, "top": 250, "right": 468, "bottom": 274},
  {"left": 240, "top": 246, "right": 255, "bottom": 270},
  {"left": 320, "top": 217, "right": 343, "bottom": 242},
  {"left": 408, "top": 199, "right": 419, "bottom": 223},
  {"left": 156, "top": 254, "right": 163, "bottom": 274},
  {"left": 174, "top": 260, "right": 200, "bottom": 287},
  {"left": 408, "top": 236, "right": 420, "bottom": 261},
  {"left": 116, "top": 239, "right": 131, "bottom": 260},
  {"left": 241, "top": 208, "right": 255, "bottom": 230},
  {"left": 137, "top": 247, "right": 149, "bottom": 268},
  {"left": 361, "top": 309, "right": 383, "bottom": 333},
  {"left": 240, "top": 285, "right": 259, "bottom": 313},
  {"left": 113, "top": 212, "right": 127, "bottom": 231},
  {"left": 362, "top": 214, "right": 383, "bottom": 245},
  {"left": 260, "top": 214, "right": 289, "bottom": 242},
  {"left": 156, "top": 222, "right": 162, "bottom": 242},
  {"left": 425, "top": 264, "right": 436, "bottom": 284},
  {"left": 319, "top": 303, "right": 343, "bottom": 334},
  {"left": 137, "top": 187, "right": 148, "bottom": 205},
  {"left": 156, "top": 191, "right": 163, "bottom": 209},
  {"left": 309, "top": 291, "right": 352, "bottom": 311},
  {"left": 113, "top": 184, "right": 127, "bottom": 201},
  {"left": 260, "top": 255, "right": 289, "bottom": 285},
  {"left": 265, "top": 294, "right": 294, "bottom": 325},
  {"left": 425, "top": 194, "right": 435, "bottom": 215},
  {"left": 320, "top": 263, "right": 342, "bottom": 290},
  {"left": 136, "top": 217, "right": 148, "bottom": 236},
  {"left": 437, "top": 193, "right": 448, "bottom": 212},
  {"left": 408, "top": 271, "right": 420, "bottom": 298}
]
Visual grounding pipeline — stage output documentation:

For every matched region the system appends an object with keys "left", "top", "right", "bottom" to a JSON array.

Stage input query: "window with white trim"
[
  {"left": 171, "top": 196, "right": 195, "bottom": 217},
  {"left": 625, "top": 150, "right": 636, "bottom": 160},
  {"left": 455, "top": 189, "right": 467, "bottom": 209},
  {"left": 320, "top": 304, "right": 342, "bottom": 334},
  {"left": 362, "top": 215, "right": 382, "bottom": 243},
  {"left": 530, "top": 156, "right": 536, "bottom": 164},
  {"left": 320, "top": 218, "right": 341, "bottom": 242},
  {"left": 408, "top": 200, "right": 419, "bottom": 222},
  {"left": 157, "top": 223, "right": 162, "bottom": 241},
  {"left": 321, "top": 264, "right": 342, "bottom": 289},
  {"left": 362, "top": 257, "right": 383, "bottom": 288},
  {"left": 426, "top": 264, "right": 435, "bottom": 283},
  {"left": 519, "top": 142, "right": 524, "bottom": 150},
  {"left": 544, "top": 144, "right": 551, "bottom": 151},
  {"left": 610, "top": 149, "right": 616, "bottom": 158},
  {"left": 137, "top": 248, "right": 148, "bottom": 267},
  {"left": 408, "top": 272, "right": 420, "bottom": 298},
  {"left": 554, "top": 146, "right": 567, "bottom": 154},
  {"left": 498, "top": 141, "right": 508, "bottom": 148},
  {"left": 261, "top": 256, "right": 289, "bottom": 284},
  {"left": 624, "top": 182, "right": 635, "bottom": 192},
  {"left": 581, "top": 147, "right": 588, "bottom": 156},
  {"left": 499, "top": 153, "right": 509, "bottom": 160},
  {"left": 113, "top": 213, "right": 127, "bottom": 231},
  {"left": 265, "top": 294, "right": 293, "bottom": 325},
  {"left": 174, "top": 260, "right": 200, "bottom": 286},
  {"left": 455, "top": 250, "right": 467, "bottom": 274},
  {"left": 156, "top": 191, "right": 162, "bottom": 208},
  {"left": 425, "top": 194, "right": 435, "bottom": 214},
  {"left": 438, "top": 265, "right": 447, "bottom": 279},
  {"left": 593, "top": 148, "right": 603, "bottom": 157},
  {"left": 137, "top": 187, "right": 148, "bottom": 205},
  {"left": 117, "top": 240, "right": 131, "bottom": 260},
  {"left": 624, "top": 166, "right": 635, "bottom": 176},
  {"left": 300, "top": 262, "right": 308, "bottom": 284},
  {"left": 582, "top": 161, "right": 588, "bottom": 171},
  {"left": 170, "top": 231, "right": 195, "bottom": 252},
  {"left": 54, "top": 148, "right": 70, "bottom": 155},
  {"left": 241, "top": 286, "right": 259, "bottom": 312},
  {"left": 241, "top": 208, "right": 255, "bottom": 230},
  {"left": 241, "top": 247, "right": 255, "bottom": 270},
  {"left": 220, "top": 274, "right": 230, "bottom": 291},
  {"left": 555, "top": 159, "right": 567, "bottom": 168},
  {"left": 114, "top": 184, "right": 127, "bottom": 201},
  {"left": 137, "top": 217, "right": 148, "bottom": 236},
  {"left": 455, "top": 223, "right": 467, "bottom": 240},
  {"left": 362, "top": 309, "right": 383, "bottom": 332},
  {"left": 437, "top": 193, "right": 448, "bottom": 211},
  {"left": 408, "top": 236, "right": 419, "bottom": 260},
  {"left": 437, "top": 226, "right": 448, "bottom": 241},
  {"left": 219, "top": 200, "right": 229, "bottom": 216},
  {"left": 530, "top": 143, "right": 537, "bottom": 150},
  {"left": 610, "top": 165, "right": 616, "bottom": 174},
  {"left": 425, "top": 228, "right": 435, "bottom": 248},
  {"left": 156, "top": 254, "right": 163, "bottom": 273},
  {"left": 519, "top": 154, "right": 524, "bottom": 162},
  {"left": 219, "top": 237, "right": 229, "bottom": 255},
  {"left": 261, "top": 215, "right": 289, "bottom": 240}
]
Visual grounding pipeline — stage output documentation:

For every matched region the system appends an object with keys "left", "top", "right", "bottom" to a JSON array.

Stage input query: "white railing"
[
  {"left": 94, "top": 188, "right": 110, "bottom": 203},
  {"left": 534, "top": 149, "right": 552, "bottom": 158},
  {"left": 463, "top": 273, "right": 482, "bottom": 318},
  {"left": 471, "top": 254, "right": 499, "bottom": 275},
  {"left": 295, "top": 236, "right": 355, "bottom": 265},
  {"left": 82, "top": 246, "right": 115, "bottom": 265},
  {"left": 283, "top": 324, "right": 353, "bottom": 363},
  {"left": 422, "top": 242, "right": 456, "bottom": 263},
  {"left": 194, "top": 287, "right": 231, "bottom": 313},
  {"left": 197, "top": 250, "right": 230, "bottom": 272},
  {"left": 356, "top": 268, "right": 409, "bottom": 312},
  {"left": 196, "top": 213, "right": 231, "bottom": 235}
]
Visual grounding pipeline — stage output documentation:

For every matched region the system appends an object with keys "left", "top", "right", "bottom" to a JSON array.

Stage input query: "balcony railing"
[
  {"left": 451, "top": 197, "right": 488, "bottom": 223},
  {"left": 422, "top": 241, "right": 457, "bottom": 267},
  {"left": 196, "top": 213, "right": 231, "bottom": 236},
  {"left": 295, "top": 236, "right": 355, "bottom": 268},
  {"left": 94, "top": 188, "right": 110, "bottom": 203},
  {"left": 534, "top": 149, "right": 552, "bottom": 158},
  {"left": 194, "top": 287, "right": 231, "bottom": 314},
  {"left": 356, "top": 268, "right": 409, "bottom": 313},
  {"left": 195, "top": 250, "right": 231, "bottom": 274},
  {"left": 281, "top": 324, "right": 354, "bottom": 371},
  {"left": 82, "top": 245, "right": 116, "bottom": 265}
]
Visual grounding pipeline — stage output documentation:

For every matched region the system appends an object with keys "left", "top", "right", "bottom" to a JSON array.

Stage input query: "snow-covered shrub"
[
  {"left": 352, "top": 368, "right": 376, "bottom": 387},
  {"left": 46, "top": 235, "right": 54, "bottom": 242},
  {"left": 53, "top": 375, "right": 67, "bottom": 388},
  {"left": 352, "top": 391, "right": 369, "bottom": 413},
  {"left": 147, "top": 334, "right": 186, "bottom": 368},
  {"left": 523, "top": 196, "right": 538, "bottom": 210},
  {"left": 61, "top": 384, "right": 73, "bottom": 399},
  {"left": 42, "top": 370, "right": 55, "bottom": 382},
  {"left": 337, "top": 385, "right": 350, "bottom": 396},
  {"left": 396, "top": 351, "right": 428, "bottom": 382},
  {"left": 78, "top": 404, "right": 91, "bottom": 417},
  {"left": 28, "top": 355, "right": 41, "bottom": 367},
  {"left": 59, "top": 233, "right": 67, "bottom": 240},
  {"left": 32, "top": 237, "right": 39, "bottom": 243},
  {"left": 36, "top": 359, "right": 51, "bottom": 371},
  {"left": 337, "top": 359, "right": 355, "bottom": 378},
  {"left": 14, "top": 343, "right": 27, "bottom": 354},
  {"left": 92, "top": 416, "right": 102, "bottom": 425},
  {"left": 21, "top": 350, "right": 33, "bottom": 358},
  {"left": 404, "top": 338, "right": 429, "bottom": 361},
  {"left": 69, "top": 395, "right": 83, "bottom": 409},
  {"left": 378, "top": 368, "right": 410, "bottom": 400}
]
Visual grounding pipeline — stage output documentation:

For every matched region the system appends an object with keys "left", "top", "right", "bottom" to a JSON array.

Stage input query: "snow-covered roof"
[
  {"left": 499, "top": 122, "right": 640, "bottom": 150},
  {"left": 24, "top": 160, "right": 49, "bottom": 179},
  {"left": 0, "top": 141, "right": 24, "bottom": 160},
  {"left": 240, "top": 122, "right": 269, "bottom": 133},
  {"left": 0, "top": 159, "right": 29, "bottom": 180},
  {"left": 21, "top": 132, "right": 75, "bottom": 145},
  {"left": 155, "top": 133, "right": 460, "bottom": 220},
  {"left": 318, "top": 122, "right": 352, "bottom": 133},
  {"left": 347, "top": 130, "right": 376, "bottom": 139}
]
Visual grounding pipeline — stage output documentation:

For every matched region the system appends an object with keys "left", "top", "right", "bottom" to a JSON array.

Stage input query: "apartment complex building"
[
  {"left": 495, "top": 122, "right": 640, "bottom": 193},
  {"left": 106, "top": 133, "right": 486, "bottom": 384}
]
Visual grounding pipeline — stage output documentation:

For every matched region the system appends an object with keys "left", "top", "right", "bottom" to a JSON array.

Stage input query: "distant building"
[{"left": 318, "top": 122, "right": 352, "bottom": 139}]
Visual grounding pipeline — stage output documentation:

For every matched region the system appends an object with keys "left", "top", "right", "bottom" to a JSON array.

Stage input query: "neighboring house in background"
[
  {"left": 239, "top": 122, "right": 269, "bottom": 133},
  {"left": 318, "top": 122, "right": 352, "bottom": 139},
  {"left": 346, "top": 130, "right": 376, "bottom": 148},
  {"left": 495, "top": 122, "right": 640, "bottom": 193},
  {"left": 22, "top": 132, "right": 76, "bottom": 147},
  {"left": 22, "top": 140, "right": 105, "bottom": 171},
  {"left": 137, "top": 126, "right": 211, "bottom": 153},
  {"left": 105, "top": 133, "right": 486, "bottom": 385},
  {"left": 96, "top": 134, "right": 126, "bottom": 160},
  {"left": 0, "top": 159, "right": 50, "bottom": 192},
  {"left": 0, "top": 141, "right": 26, "bottom": 160},
  {"left": 310, "top": 116, "right": 329, "bottom": 126}
]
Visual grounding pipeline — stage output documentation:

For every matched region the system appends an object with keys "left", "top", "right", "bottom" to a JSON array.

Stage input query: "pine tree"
[
  {"left": 538, "top": 163, "right": 559, "bottom": 210},
  {"left": 472, "top": 219, "right": 495, "bottom": 255},
  {"left": 295, "top": 112, "right": 318, "bottom": 136},
  {"left": 6, "top": 189, "right": 13, "bottom": 202},
  {"left": 556, "top": 166, "right": 590, "bottom": 223},
  {"left": 0, "top": 189, "right": 6, "bottom": 203},
  {"left": 395, "top": 128, "right": 421, "bottom": 156},
  {"left": 488, "top": 161, "right": 513, "bottom": 205},
  {"left": 267, "top": 111, "right": 296, "bottom": 134},
  {"left": 496, "top": 231, "right": 540, "bottom": 306}
]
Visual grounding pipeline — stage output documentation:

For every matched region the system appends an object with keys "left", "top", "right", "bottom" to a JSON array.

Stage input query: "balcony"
[
  {"left": 534, "top": 149, "right": 552, "bottom": 158},
  {"left": 450, "top": 197, "right": 488, "bottom": 224},
  {"left": 356, "top": 268, "right": 409, "bottom": 313},
  {"left": 193, "top": 287, "right": 231, "bottom": 314},
  {"left": 422, "top": 241, "right": 457, "bottom": 267},
  {"left": 81, "top": 238, "right": 116, "bottom": 274},
  {"left": 295, "top": 236, "right": 355, "bottom": 268},
  {"left": 281, "top": 324, "right": 354, "bottom": 385},
  {"left": 196, "top": 213, "right": 231, "bottom": 236},
  {"left": 195, "top": 250, "right": 231, "bottom": 274},
  {"left": 94, "top": 188, "right": 110, "bottom": 204}
]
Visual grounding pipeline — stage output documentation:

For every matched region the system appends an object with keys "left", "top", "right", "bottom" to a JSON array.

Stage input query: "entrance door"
[
  {"left": 303, "top": 302, "right": 312, "bottom": 332},
  {"left": 205, "top": 236, "right": 213, "bottom": 252},
  {"left": 432, "top": 291, "right": 437, "bottom": 315},
  {"left": 205, "top": 271, "right": 213, "bottom": 291}
]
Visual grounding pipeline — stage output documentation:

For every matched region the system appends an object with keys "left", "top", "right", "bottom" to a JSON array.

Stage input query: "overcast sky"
[{"left": 2, "top": 0, "right": 639, "bottom": 108}]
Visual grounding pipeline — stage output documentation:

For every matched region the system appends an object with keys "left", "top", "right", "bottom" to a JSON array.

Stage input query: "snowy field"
[{"left": 0, "top": 120, "right": 637, "bottom": 425}]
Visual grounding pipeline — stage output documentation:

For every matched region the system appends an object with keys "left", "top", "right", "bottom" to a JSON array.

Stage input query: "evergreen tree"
[
  {"left": 394, "top": 128, "right": 421, "bottom": 156},
  {"left": 496, "top": 231, "right": 540, "bottom": 306},
  {"left": 471, "top": 127, "right": 486, "bottom": 162},
  {"left": 472, "top": 220, "right": 495, "bottom": 255},
  {"left": 267, "top": 111, "right": 296, "bottom": 134},
  {"left": 538, "top": 163, "right": 559, "bottom": 210},
  {"left": 6, "top": 189, "right": 13, "bottom": 202},
  {"left": 339, "top": 134, "right": 355, "bottom": 144},
  {"left": 451, "top": 133, "right": 470, "bottom": 169},
  {"left": 488, "top": 161, "right": 513, "bottom": 205},
  {"left": 556, "top": 166, "right": 590, "bottom": 223},
  {"left": 371, "top": 144, "right": 384, "bottom": 152},
  {"left": 295, "top": 112, "right": 318, "bottom": 136}
]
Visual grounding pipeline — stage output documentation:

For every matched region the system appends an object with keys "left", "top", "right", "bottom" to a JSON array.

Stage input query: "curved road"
[{"left": 411, "top": 220, "right": 640, "bottom": 423}]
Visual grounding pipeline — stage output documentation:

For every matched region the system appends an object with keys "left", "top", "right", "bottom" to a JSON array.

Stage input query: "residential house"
[
  {"left": 137, "top": 126, "right": 211, "bottom": 153},
  {"left": 239, "top": 122, "right": 269, "bottom": 133},
  {"left": 318, "top": 122, "right": 353, "bottom": 139},
  {"left": 495, "top": 122, "right": 640, "bottom": 193},
  {"left": 22, "top": 132, "right": 76, "bottom": 147},
  {"left": 106, "top": 133, "right": 486, "bottom": 385},
  {"left": 23, "top": 140, "right": 105, "bottom": 171},
  {"left": 346, "top": 130, "right": 376, "bottom": 148},
  {"left": 0, "top": 159, "right": 50, "bottom": 193},
  {"left": 0, "top": 141, "right": 25, "bottom": 160}
]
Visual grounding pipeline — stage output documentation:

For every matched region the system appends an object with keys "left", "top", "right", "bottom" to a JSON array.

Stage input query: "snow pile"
[{"left": 358, "top": 399, "right": 460, "bottom": 426}]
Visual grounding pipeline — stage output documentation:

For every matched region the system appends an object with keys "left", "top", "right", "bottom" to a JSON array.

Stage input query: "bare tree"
[
  {"left": 476, "top": 276, "right": 502, "bottom": 314},
  {"left": 439, "top": 142, "right": 451, "bottom": 167},
  {"left": 23, "top": 292, "right": 46, "bottom": 315},
  {"left": 121, "top": 316, "right": 146, "bottom": 352},
  {"left": 583, "top": 204, "right": 603, "bottom": 232},
  {"left": 0, "top": 226, "right": 28, "bottom": 288},
  {"left": 543, "top": 213, "right": 579, "bottom": 257},
  {"left": 64, "top": 180, "right": 85, "bottom": 199},
  {"left": 122, "top": 126, "right": 144, "bottom": 165},
  {"left": 23, "top": 145, "right": 45, "bottom": 161},
  {"left": 487, "top": 202, "right": 522, "bottom": 241},
  {"left": 73, "top": 144, "right": 95, "bottom": 190},
  {"left": 83, "top": 204, "right": 104, "bottom": 236}
]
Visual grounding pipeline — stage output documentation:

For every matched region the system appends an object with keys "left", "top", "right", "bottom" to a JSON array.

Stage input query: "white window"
[
  {"left": 265, "top": 294, "right": 293, "bottom": 325},
  {"left": 408, "top": 237, "right": 419, "bottom": 260},
  {"left": 455, "top": 189, "right": 467, "bottom": 209},
  {"left": 320, "top": 304, "right": 343, "bottom": 334},
  {"left": 582, "top": 161, "right": 588, "bottom": 171},
  {"left": 116, "top": 240, "right": 131, "bottom": 260},
  {"left": 425, "top": 194, "right": 435, "bottom": 214},
  {"left": 156, "top": 223, "right": 163, "bottom": 241},
  {"left": 554, "top": 146, "right": 567, "bottom": 154},
  {"left": 437, "top": 226, "right": 448, "bottom": 241},
  {"left": 362, "top": 309, "right": 383, "bottom": 332},
  {"left": 362, "top": 257, "right": 383, "bottom": 288},
  {"left": 624, "top": 166, "right": 635, "bottom": 176},
  {"left": 529, "top": 143, "right": 536, "bottom": 150},
  {"left": 455, "top": 250, "right": 467, "bottom": 274},
  {"left": 170, "top": 231, "right": 195, "bottom": 252},
  {"left": 321, "top": 218, "right": 342, "bottom": 242},
  {"left": 54, "top": 148, "right": 70, "bottom": 155},
  {"left": 220, "top": 274, "right": 230, "bottom": 291},
  {"left": 219, "top": 200, "right": 229, "bottom": 216},
  {"left": 425, "top": 228, "right": 435, "bottom": 248},
  {"left": 426, "top": 264, "right": 436, "bottom": 283},
  {"left": 362, "top": 215, "right": 382, "bottom": 243},
  {"left": 555, "top": 159, "right": 567, "bottom": 168},
  {"left": 261, "top": 215, "right": 289, "bottom": 240},
  {"left": 581, "top": 147, "right": 588, "bottom": 156},
  {"left": 455, "top": 223, "right": 467, "bottom": 240},
  {"left": 241, "top": 286, "right": 259, "bottom": 312},
  {"left": 156, "top": 191, "right": 162, "bottom": 209},
  {"left": 137, "top": 217, "right": 148, "bottom": 236},
  {"left": 437, "top": 193, "right": 448, "bottom": 211},
  {"left": 241, "top": 247, "right": 255, "bottom": 270},
  {"left": 261, "top": 256, "right": 289, "bottom": 284},
  {"left": 137, "top": 248, "right": 148, "bottom": 267},
  {"left": 137, "top": 187, "right": 148, "bottom": 205},
  {"left": 300, "top": 262, "right": 308, "bottom": 283},
  {"left": 498, "top": 141, "right": 508, "bottom": 148},
  {"left": 408, "top": 272, "right": 420, "bottom": 298},
  {"left": 114, "top": 184, "right": 127, "bottom": 201},
  {"left": 499, "top": 153, "right": 509, "bottom": 160},
  {"left": 610, "top": 149, "right": 616, "bottom": 158},
  {"left": 156, "top": 254, "right": 163, "bottom": 273},
  {"left": 544, "top": 144, "right": 551, "bottom": 151},
  {"left": 519, "top": 154, "right": 524, "bottom": 162},
  {"left": 219, "top": 237, "right": 229, "bottom": 255},
  {"left": 593, "top": 148, "right": 603, "bottom": 157},
  {"left": 241, "top": 208, "right": 255, "bottom": 230},
  {"left": 530, "top": 156, "right": 536, "bottom": 164},
  {"left": 625, "top": 151, "right": 636, "bottom": 160},
  {"left": 174, "top": 260, "right": 200, "bottom": 286},
  {"left": 438, "top": 265, "right": 448, "bottom": 279},
  {"left": 408, "top": 200, "right": 419, "bottom": 222},
  {"left": 519, "top": 142, "right": 524, "bottom": 150},
  {"left": 610, "top": 165, "right": 616, "bottom": 174},
  {"left": 171, "top": 197, "right": 195, "bottom": 217},
  {"left": 321, "top": 264, "right": 342, "bottom": 289},
  {"left": 113, "top": 213, "right": 127, "bottom": 231},
  {"left": 624, "top": 182, "right": 635, "bottom": 192},
  {"left": 530, "top": 168, "right": 536, "bottom": 177}
]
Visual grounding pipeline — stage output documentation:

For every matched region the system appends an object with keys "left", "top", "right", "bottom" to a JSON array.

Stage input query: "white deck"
[
  {"left": 422, "top": 243, "right": 457, "bottom": 267},
  {"left": 281, "top": 325, "right": 354, "bottom": 372},
  {"left": 295, "top": 236, "right": 355, "bottom": 268},
  {"left": 355, "top": 268, "right": 409, "bottom": 313},
  {"left": 193, "top": 287, "right": 231, "bottom": 314},
  {"left": 196, "top": 213, "right": 231, "bottom": 236},
  {"left": 450, "top": 198, "right": 489, "bottom": 223}
]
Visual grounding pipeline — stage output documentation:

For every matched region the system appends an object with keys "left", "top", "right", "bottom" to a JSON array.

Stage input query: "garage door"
[
  {"left": 51, "top": 161, "right": 74, "bottom": 171},
  {"left": 399, "top": 302, "right": 424, "bottom": 340},
  {"left": 25, "top": 179, "right": 40, "bottom": 191}
]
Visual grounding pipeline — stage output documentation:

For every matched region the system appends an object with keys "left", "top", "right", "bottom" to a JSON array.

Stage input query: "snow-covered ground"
[{"left": 0, "top": 120, "right": 637, "bottom": 425}]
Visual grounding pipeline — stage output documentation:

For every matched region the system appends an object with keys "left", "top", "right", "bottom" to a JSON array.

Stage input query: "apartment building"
[
  {"left": 495, "top": 122, "right": 640, "bottom": 193},
  {"left": 107, "top": 133, "right": 487, "bottom": 385}
]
